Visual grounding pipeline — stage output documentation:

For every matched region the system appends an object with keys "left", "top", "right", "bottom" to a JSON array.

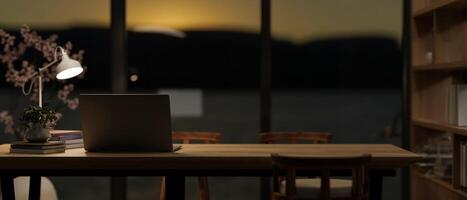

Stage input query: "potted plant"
[{"left": 20, "top": 105, "right": 57, "bottom": 142}]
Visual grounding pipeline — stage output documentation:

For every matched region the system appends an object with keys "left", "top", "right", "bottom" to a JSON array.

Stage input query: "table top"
[{"left": 0, "top": 144, "right": 421, "bottom": 172}]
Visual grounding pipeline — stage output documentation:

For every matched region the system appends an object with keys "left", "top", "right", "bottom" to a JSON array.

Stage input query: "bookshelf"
[
  {"left": 411, "top": 0, "right": 467, "bottom": 199},
  {"left": 412, "top": 170, "right": 467, "bottom": 199}
]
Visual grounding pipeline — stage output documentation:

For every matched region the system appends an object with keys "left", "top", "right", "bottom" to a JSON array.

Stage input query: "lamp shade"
[{"left": 56, "top": 54, "right": 83, "bottom": 80}]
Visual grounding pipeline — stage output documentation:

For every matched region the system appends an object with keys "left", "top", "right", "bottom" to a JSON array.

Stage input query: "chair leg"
[
  {"left": 165, "top": 175, "right": 185, "bottom": 200},
  {"left": 197, "top": 176, "right": 209, "bottom": 200},
  {"left": 160, "top": 176, "right": 166, "bottom": 200}
]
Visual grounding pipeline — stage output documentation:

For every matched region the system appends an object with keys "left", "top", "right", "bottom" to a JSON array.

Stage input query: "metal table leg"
[
  {"left": 29, "top": 176, "right": 41, "bottom": 200},
  {"left": 1, "top": 176, "right": 15, "bottom": 200},
  {"left": 165, "top": 175, "right": 185, "bottom": 200},
  {"left": 111, "top": 176, "right": 127, "bottom": 200},
  {"left": 369, "top": 172, "right": 384, "bottom": 200}
]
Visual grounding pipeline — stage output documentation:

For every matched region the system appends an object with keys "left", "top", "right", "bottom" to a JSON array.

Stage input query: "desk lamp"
[{"left": 22, "top": 46, "right": 83, "bottom": 107}]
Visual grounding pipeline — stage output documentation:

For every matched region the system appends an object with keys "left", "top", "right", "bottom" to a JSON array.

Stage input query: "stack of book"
[
  {"left": 50, "top": 130, "right": 83, "bottom": 149},
  {"left": 10, "top": 141, "right": 65, "bottom": 154},
  {"left": 461, "top": 141, "right": 467, "bottom": 188},
  {"left": 447, "top": 84, "right": 467, "bottom": 126}
]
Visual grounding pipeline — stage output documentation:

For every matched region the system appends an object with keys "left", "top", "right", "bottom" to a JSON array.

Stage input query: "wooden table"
[{"left": 0, "top": 144, "right": 421, "bottom": 200}]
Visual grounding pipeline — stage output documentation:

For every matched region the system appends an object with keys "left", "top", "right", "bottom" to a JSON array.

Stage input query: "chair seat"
[{"left": 280, "top": 178, "right": 352, "bottom": 198}]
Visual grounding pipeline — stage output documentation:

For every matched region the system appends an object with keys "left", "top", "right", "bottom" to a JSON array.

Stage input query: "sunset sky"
[{"left": 0, "top": 0, "right": 402, "bottom": 43}]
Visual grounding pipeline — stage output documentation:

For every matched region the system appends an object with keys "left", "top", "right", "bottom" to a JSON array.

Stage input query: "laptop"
[{"left": 79, "top": 94, "right": 181, "bottom": 152}]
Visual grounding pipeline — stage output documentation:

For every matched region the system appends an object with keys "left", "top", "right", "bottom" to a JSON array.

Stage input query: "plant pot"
[{"left": 25, "top": 124, "right": 50, "bottom": 142}]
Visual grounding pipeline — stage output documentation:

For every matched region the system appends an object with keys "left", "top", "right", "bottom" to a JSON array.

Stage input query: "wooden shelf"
[
  {"left": 412, "top": 118, "right": 467, "bottom": 137},
  {"left": 411, "top": 0, "right": 467, "bottom": 199},
  {"left": 413, "top": 170, "right": 467, "bottom": 198},
  {"left": 413, "top": 0, "right": 466, "bottom": 18},
  {"left": 413, "top": 61, "right": 467, "bottom": 71}
]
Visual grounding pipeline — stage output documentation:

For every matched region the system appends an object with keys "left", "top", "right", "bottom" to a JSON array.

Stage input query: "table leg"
[
  {"left": 369, "top": 173, "right": 383, "bottom": 200},
  {"left": 165, "top": 175, "right": 185, "bottom": 200},
  {"left": 260, "top": 177, "right": 271, "bottom": 200},
  {"left": 110, "top": 176, "right": 127, "bottom": 200},
  {"left": 29, "top": 176, "right": 41, "bottom": 200},
  {"left": 1, "top": 176, "right": 15, "bottom": 200}
]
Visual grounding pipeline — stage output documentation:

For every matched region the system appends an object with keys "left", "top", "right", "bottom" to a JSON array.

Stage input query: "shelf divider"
[
  {"left": 413, "top": 0, "right": 464, "bottom": 18},
  {"left": 412, "top": 118, "right": 467, "bottom": 137},
  {"left": 412, "top": 61, "right": 467, "bottom": 71}
]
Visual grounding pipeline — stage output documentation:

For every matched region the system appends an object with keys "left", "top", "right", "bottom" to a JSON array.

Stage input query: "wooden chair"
[
  {"left": 171, "top": 131, "right": 221, "bottom": 144},
  {"left": 159, "top": 131, "right": 221, "bottom": 200},
  {"left": 260, "top": 132, "right": 332, "bottom": 144},
  {"left": 271, "top": 153, "right": 371, "bottom": 200},
  {"left": 261, "top": 132, "right": 353, "bottom": 199}
]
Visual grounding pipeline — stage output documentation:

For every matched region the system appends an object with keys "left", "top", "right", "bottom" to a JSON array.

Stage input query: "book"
[
  {"left": 10, "top": 141, "right": 66, "bottom": 154},
  {"left": 11, "top": 144, "right": 65, "bottom": 150},
  {"left": 448, "top": 84, "right": 458, "bottom": 124},
  {"left": 11, "top": 141, "right": 65, "bottom": 147},
  {"left": 457, "top": 85, "right": 467, "bottom": 126},
  {"left": 446, "top": 84, "right": 467, "bottom": 126},
  {"left": 50, "top": 134, "right": 82, "bottom": 140},
  {"left": 65, "top": 143, "right": 84, "bottom": 149},
  {"left": 49, "top": 130, "right": 83, "bottom": 149},
  {"left": 50, "top": 130, "right": 82, "bottom": 139},
  {"left": 10, "top": 148, "right": 65, "bottom": 154},
  {"left": 461, "top": 142, "right": 467, "bottom": 188},
  {"left": 448, "top": 84, "right": 467, "bottom": 126},
  {"left": 50, "top": 138, "right": 83, "bottom": 144},
  {"left": 50, "top": 130, "right": 82, "bottom": 135},
  {"left": 459, "top": 143, "right": 465, "bottom": 186},
  {"left": 49, "top": 138, "right": 83, "bottom": 149},
  {"left": 64, "top": 139, "right": 83, "bottom": 144}
]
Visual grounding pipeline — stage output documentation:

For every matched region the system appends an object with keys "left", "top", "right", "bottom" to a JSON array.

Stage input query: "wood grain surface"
[{"left": 0, "top": 144, "right": 421, "bottom": 170}]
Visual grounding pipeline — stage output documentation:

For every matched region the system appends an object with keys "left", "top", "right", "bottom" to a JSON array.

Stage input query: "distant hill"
[{"left": 0, "top": 27, "right": 401, "bottom": 89}]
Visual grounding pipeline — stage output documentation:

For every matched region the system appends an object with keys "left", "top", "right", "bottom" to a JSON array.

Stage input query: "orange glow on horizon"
[{"left": 0, "top": 0, "right": 402, "bottom": 43}]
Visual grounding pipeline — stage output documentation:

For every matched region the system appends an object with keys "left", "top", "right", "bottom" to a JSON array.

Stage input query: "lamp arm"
[
  {"left": 38, "top": 59, "right": 59, "bottom": 72},
  {"left": 21, "top": 58, "right": 59, "bottom": 95},
  {"left": 21, "top": 76, "right": 37, "bottom": 95},
  {"left": 38, "top": 46, "right": 64, "bottom": 72},
  {"left": 21, "top": 46, "right": 63, "bottom": 96}
]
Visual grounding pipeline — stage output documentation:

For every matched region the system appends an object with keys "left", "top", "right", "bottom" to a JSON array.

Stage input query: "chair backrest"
[
  {"left": 271, "top": 153, "right": 371, "bottom": 200},
  {"left": 260, "top": 132, "right": 332, "bottom": 144},
  {"left": 172, "top": 131, "right": 221, "bottom": 144}
]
